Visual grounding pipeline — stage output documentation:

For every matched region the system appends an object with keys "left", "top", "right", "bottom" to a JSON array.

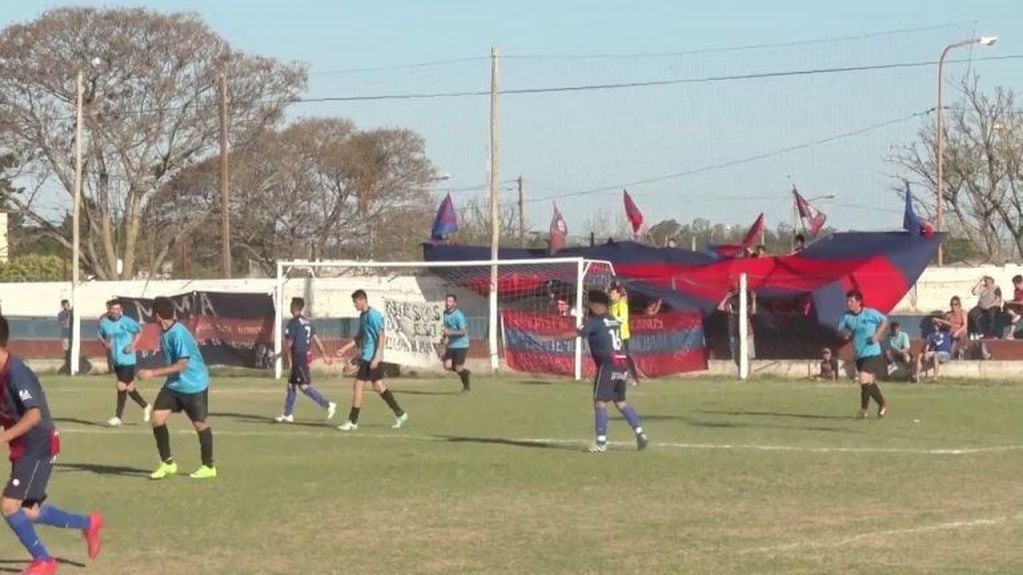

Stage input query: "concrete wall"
[{"left": 893, "top": 264, "right": 1023, "bottom": 314}]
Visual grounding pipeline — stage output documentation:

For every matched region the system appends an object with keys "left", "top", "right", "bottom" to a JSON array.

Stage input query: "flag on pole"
[
  {"left": 792, "top": 187, "right": 827, "bottom": 237},
  {"left": 430, "top": 193, "right": 458, "bottom": 240},
  {"left": 711, "top": 213, "right": 766, "bottom": 258},
  {"left": 623, "top": 189, "right": 644, "bottom": 237},
  {"left": 549, "top": 202, "right": 567, "bottom": 253},
  {"left": 902, "top": 181, "right": 934, "bottom": 236},
  {"left": 741, "top": 213, "right": 765, "bottom": 249}
]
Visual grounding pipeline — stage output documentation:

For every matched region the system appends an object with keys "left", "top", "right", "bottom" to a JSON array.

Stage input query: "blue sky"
[{"left": 5, "top": 1, "right": 1021, "bottom": 236}]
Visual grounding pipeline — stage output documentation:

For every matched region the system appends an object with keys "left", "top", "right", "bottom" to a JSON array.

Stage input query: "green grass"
[{"left": 10, "top": 374, "right": 1023, "bottom": 574}]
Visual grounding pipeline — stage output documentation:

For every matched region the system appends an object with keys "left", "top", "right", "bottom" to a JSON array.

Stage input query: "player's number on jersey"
[
  {"left": 608, "top": 328, "right": 623, "bottom": 352},
  {"left": 304, "top": 326, "right": 312, "bottom": 340}
]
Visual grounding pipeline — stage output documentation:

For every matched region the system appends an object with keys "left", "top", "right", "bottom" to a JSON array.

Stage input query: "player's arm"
[
  {"left": 311, "top": 334, "right": 333, "bottom": 365},
  {"left": 836, "top": 317, "right": 852, "bottom": 340},
  {"left": 0, "top": 408, "right": 42, "bottom": 445},
  {"left": 335, "top": 339, "right": 357, "bottom": 358},
  {"left": 138, "top": 357, "right": 189, "bottom": 379},
  {"left": 870, "top": 317, "right": 888, "bottom": 345},
  {"left": 370, "top": 329, "right": 385, "bottom": 368},
  {"left": 716, "top": 290, "right": 733, "bottom": 312},
  {"left": 127, "top": 318, "right": 143, "bottom": 354},
  {"left": 1, "top": 372, "right": 46, "bottom": 444},
  {"left": 97, "top": 323, "right": 111, "bottom": 350}
]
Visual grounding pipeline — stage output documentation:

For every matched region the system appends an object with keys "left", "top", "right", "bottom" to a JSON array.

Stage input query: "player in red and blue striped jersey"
[{"left": 274, "top": 298, "right": 336, "bottom": 424}]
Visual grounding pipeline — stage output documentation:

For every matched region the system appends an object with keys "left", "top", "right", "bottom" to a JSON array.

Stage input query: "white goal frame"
[{"left": 274, "top": 257, "right": 616, "bottom": 381}]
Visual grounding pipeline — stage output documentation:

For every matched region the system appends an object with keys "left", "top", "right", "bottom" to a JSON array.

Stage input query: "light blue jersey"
[
  {"left": 837, "top": 308, "right": 887, "bottom": 359},
  {"left": 160, "top": 322, "right": 209, "bottom": 394},
  {"left": 443, "top": 309, "right": 469, "bottom": 350},
  {"left": 358, "top": 308, "right": 385, "bottom": 362},
  {"left": 98, "top": 315, "right": 142, "bottom": 367}
]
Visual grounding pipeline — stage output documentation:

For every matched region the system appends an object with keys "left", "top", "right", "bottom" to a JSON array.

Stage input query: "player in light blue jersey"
[
  {"left": 97, "top": 299, "right": 150, "bottom": 427},
  {"left": 335, "top": 290, "right": 407, "bottom": 431},
  {"left": 138, "top": 297, "right": 216, "bottom": 480},
  {"left": 441, "top": 294, "right": 471, "bottom": 393},
  {"left": 837, "top": 290, "right": 889, "bottom": 419}
]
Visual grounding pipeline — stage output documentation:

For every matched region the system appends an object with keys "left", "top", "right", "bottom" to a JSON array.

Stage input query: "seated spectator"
[
  {"left": 968, "top": 275, "right": 1000, "bottom": 337},
  {"left": 884, "top": 321, "right": 912, "bottom": 375},
  {"left": 994, "top": 286, "right": 1022, "bottom": 338},
  {"left": 935, "top": 296, "right": 968, "bottom": 357},
  {"left": 1010, "top": 274, "right": 1023, "bottom": 309},
  {"left": 817, "top": 347, "right": 839, "bottom": 381},
  {"left": 915, "top": 319, "right": 953, "bottom": 382}
]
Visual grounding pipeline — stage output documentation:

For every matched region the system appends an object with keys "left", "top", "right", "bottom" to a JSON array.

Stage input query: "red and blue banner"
[{"left": 502, "top": 310, "right": 707, "bottom": 377}]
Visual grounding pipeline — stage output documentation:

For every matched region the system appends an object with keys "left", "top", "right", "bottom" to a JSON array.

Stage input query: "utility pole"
[
  {"left": 70, "top": 71, "right": 83, "bottom": 376},
  {"left": 219, "top": 73, "right": 232, "bottom": 278},
  {"left": 516, "top": 176, "right": 524, "bottom": 248},
  {"left": 487, "top": 47, "right": 500, "bottom": 374}
]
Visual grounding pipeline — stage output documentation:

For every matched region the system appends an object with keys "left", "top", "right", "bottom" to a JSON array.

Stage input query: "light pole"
[{"left": 936, "top": 35, "right": 997, "bottom": 266}]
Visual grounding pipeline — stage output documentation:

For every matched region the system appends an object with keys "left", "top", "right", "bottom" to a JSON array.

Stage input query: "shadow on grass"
[
  {"left": 435, "top": 435, "right": 580, "bottom": 451},
  {"left": 0, "top": 557, "right": 86, "bottom": 572},
  {"left": 514, "top": 380, "right": 560, "bottom": 386},
  {"left": 647, "top": 414, "right": 860, "bottom": 434},
  {"left": 697, "top": 409, "right": 853, "bottom": 421},
  {"left": 56, "top": 461, "right": 151, "bottom": 478},
  {"left": 210, "top": 411, "right": 334, "bottom": 429},
  {"left": 395, "top": 389, "right": 462, "bottom": 396},
  {"left": 53, "top": 417, "right": 111, "bottom": 428}
]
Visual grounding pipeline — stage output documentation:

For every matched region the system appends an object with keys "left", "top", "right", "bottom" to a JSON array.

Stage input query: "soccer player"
[
  {"left": 441, "top": 294, "right": 472, "bottom": 393},
  {"left": 98, "top": 299, "right": 151, "bottom": 427},
  {"left": 609, "top": 284, "right": 640, "bottom": 384},
  {"left": 837, "top": 290, "right": 889, "bottom": 419},
  {"left": 578, "top": 290, "right": 648, "bottom": 453},
  {"left": 274, "top": 297, "right": 337, "bottom": 423},
  {"left": 0, "top": 315, "right": 103, "bottom": 575},
  {"left": 335, "top": 290, "right": 408, "bottom": 431},
  {"left": 138, "top": 296, "right": 216, "bottom": 480}
]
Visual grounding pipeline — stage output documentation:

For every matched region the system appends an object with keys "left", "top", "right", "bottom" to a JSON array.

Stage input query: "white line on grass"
[
  {"left": 53, "top": 427, "right": 1023, "bottom": 455},
  {"left": 744, "top": 514, "right": 1023, "bottom": 554}
]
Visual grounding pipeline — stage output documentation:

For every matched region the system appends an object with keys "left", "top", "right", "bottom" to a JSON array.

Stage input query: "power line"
[
  {"left": 525, "top": 108, "right": 935, "bottom": 204},
  {"left": 309, "top": 57, "right": 488, "bottom": 76}
]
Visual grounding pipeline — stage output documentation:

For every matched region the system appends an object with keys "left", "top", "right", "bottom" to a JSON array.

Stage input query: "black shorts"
[
  {"left": 356, "top": 359, "right": 384, "bottom": 382},
  {"left": 288, "top": 361, "right": 311, "bottom": 386},
  {"left": 855, "top": 355, "right": 884, "bottom": 375},
  {"left": 114, "top": 365, "right": 136, "bottom": 384},
  {"left": 4, "top": 452, "right": 53, "bottom": 505},
  {"left": 443, "top": 347, "right": 468, "bottom": 367},
  {"left": 592, "top": 362, "right": 629, "bottom": 403},
  {"left": 154, "top": 387, "right": 209, "bottom": 422}
]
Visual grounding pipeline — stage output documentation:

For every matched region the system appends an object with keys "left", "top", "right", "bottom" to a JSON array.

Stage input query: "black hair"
[
  {"left": 351, "top": 289, "right": 367, "bottom": 301},
  {"left": 587, "top": 290, "right": 610, "bottom": 306},
  {"left": 60, "top": 299, "right": 69, "bottom": 306},
  {"left": 446, "top": 293, "right": 458, "bottom": 302},
  {"left": 290, "top": 297, "right": 305, "bottom": 310},
  {"left": 153, "top": 296, "right": 175, "bottom": 320},
  {"left": 0, "top": 315, "right": 8, "bottom": 347},
  {"left": 1014, "top": 275, "right": 1023, "bottom": 284},
  {"left": 106, "top": 298, "right": 121, "bottom": 308},
  {"left": 795, "top": 233, "right": 806, "bottom": 243},
  {"left": 890, "top": 321, "right": 901, "bottom": 329},
  {"left": 846, "top": 289, "right": 863, "bottom": 303}
]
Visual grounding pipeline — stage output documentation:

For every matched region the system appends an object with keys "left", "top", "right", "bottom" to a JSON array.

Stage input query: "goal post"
[{"left": 273, "top": 257, "right": 616, "bottom": 381}]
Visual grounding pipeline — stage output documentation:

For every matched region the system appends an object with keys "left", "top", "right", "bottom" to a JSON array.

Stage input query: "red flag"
[
  {"left": 741, "top": 213, "right": 765, "bottom": 249},
  {"left": 792, "top": 187, "right": 827, "bottom": 237},
  {"left": 549, "top": 202, "right": 568, "bottom": 253},
  {"left": 623, "top": 190, "right": 644, "bottom": 236}
]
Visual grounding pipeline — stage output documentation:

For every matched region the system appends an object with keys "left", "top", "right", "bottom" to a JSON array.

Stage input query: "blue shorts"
[
  {"left": 289, "top": 360, "right": 311, "bottom": 386},
  {"left": 5, "top": 450, "right": 54, "bottom": 505},
  {"left": 592, "top": 361, "right": 629, "bottom": 403}
]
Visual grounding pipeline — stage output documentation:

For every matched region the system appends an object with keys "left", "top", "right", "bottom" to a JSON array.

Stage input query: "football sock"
[
  {"left": 619, "top": 405, "right": 643, "bottom": 434},
  {"left": 153, "top": 425, "right": 172, "bottom": 463},
  {"left": 380, "top": 389, "right": 404, "bottom": 416},
  {"left": 115, "top": 390, "right": 127, "bottom": 418},
  {"left": 458, "top": 369, "right": 471, "bottom": 390},
  {"left": 6, "top": 510, "right": 50, "bottom": 560},
  {"left": 868, "top": 383, "right": 885, "bottom": 406},
  {"left": 348, "top": 406, "right": 361, "bottom": 424},
  {"left": 197, "top": 428, "right": 214, "bottom": 467},
  {"left": 301, "top": 386, "right": 330, "bottom": 409},
  {"left": 283, "top": 385, "right": 297, "bottom": 416},
  {"left": 595, "top": 406, "right": 609, "bottom": 443},
  {"left": 128, "top": 389, "right": 147, "bottom": 408},
  {"left": 35, "top": 505, "right": 90, "bottom": 530},
  {"left": 860, "top": 386, "right": 870, "bottom": 410}
]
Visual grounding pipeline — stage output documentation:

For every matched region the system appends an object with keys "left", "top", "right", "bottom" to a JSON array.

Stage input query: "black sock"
[
  {"left": 380, "top": 389, "right": 404, "bottom": 416},
  {"left": 458, "top": 369, "right": 471, "bottom": 389},
  {"left": 860, "top": 386, "right": 870, "bottom": 410},
  {"left": 348, "top": 406, "right": 361, "bottom": 424},
  {"left": 868, "top": 383, "right": 885, "bottom": 406},
  {"left": 153, "top": 425, "right": 172, "bottom": 463},
  {"left": 115, "top": 390, "right": 127, "bottom": 418},
  {"left": 128, "top": 389, "right": 148, "bottom": 408},
  {"left": 197, "top": 428, "right": 214, "bottom": 467}
]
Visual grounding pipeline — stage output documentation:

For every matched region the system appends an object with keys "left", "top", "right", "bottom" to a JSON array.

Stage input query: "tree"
[
  {"left": 0, "top": 7, "right": 306, "bottom": 279},
  {"left": 892, "top": 77, "right": 1023, "bottom": 263},
  {"left": 148, "top": 118, "right": 437, "bottom": 276},
  {"left": 455, "top": 196, "right": 524, "bottom": 248}
]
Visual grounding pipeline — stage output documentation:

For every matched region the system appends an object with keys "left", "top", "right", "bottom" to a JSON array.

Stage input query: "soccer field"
[{"left": 11, "top": 373, "right": 1023, "bottom": 574}]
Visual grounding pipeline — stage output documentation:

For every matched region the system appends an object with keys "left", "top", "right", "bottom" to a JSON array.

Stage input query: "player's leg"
[
  {"left": 338, "top": 367, "right": 367, "bottom": 430},
  {"left": 589, "top": 366, "right": 612, "bottom": 452},
  {"left": 16, "top": 457, "right": 104, "bottom": 561},
  {"left": 184, "top": 390, "right": 216, "bottom": 479},
  {"left": 611, "top": 367, "right": 647, "bottom": 450},
  {"left": 451, "top": 349, "right": 470, "bottom": 392},
  {"left": 149, "top": 389, "right": 179, "bottom": 480},
  {"left": 856, "top": 360, "right": 871, "bottom": 418},
  {"left": 110, "top": 376, "right": 128, "bottom": 427},
  {"left": 373, "top": 377, "right": 408, "bottom": 428},
  {"left": 863, "top": 357, "right": 887, "bottom": 417},
  {"left": 276, "top": 383, "right": 298, "bottom": 423}
]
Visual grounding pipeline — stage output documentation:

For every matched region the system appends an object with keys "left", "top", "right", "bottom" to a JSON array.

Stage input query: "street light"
[{"left": 936, "top": 35, "right": 997, "bottom": 267}]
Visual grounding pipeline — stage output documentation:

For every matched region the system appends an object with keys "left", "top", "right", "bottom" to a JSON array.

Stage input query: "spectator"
[
  {"left": 717, "top": 287, "right": 756, "bottom": 369},
  {"left": 995, "top": 286, "right": 1021, "bottom": 338},
  {"left": 556, "top": 297, "right": 571, "bottom": 317},
  {"left": 915, "top": 319, "right": 953, "bottom": 382},
  {"left": 818, "top": 347, "right": 839, "bottom": 381},
  {"left": 666, "top": 237, "right": 677, "bottom": 248},
  {"left": 968, "top": 275, "right": 1000, "bottom": 337},
  {"left": 752, "top": 244, "right": 767, "bottom": 258},
  {"left": 644, "top": 298, "right": 662, "bottom": 316},
  {"left": 57, "top": 299, "right": 72, "bottom": 374},
  {"left": 1011, "top": 274, "right": 1023, "bottom": 307},
  {"left": 935, "top": 295, "right": 968, "bottom": 357},
  {"left": 884, "top": 321, "right": 912, "bottom": 376},
  {"left": 792, "top": 233, "right": 806, "bottom": 253}
]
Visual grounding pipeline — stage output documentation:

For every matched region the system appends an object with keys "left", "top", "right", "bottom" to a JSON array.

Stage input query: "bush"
[{"left": 0, "top": 255, "right": 64, "bottom": 282}]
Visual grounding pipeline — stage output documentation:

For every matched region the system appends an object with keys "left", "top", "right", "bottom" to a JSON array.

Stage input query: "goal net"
[{"left": 273, "top": 258, "right": 616, "bottom": 380}]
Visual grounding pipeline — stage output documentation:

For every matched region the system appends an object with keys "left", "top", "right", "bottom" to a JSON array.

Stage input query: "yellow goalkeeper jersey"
[{"left": 609, "top": 299, "right": 631, "bottom": 340}]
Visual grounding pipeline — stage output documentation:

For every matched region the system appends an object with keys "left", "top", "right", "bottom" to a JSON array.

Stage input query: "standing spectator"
[
  {"left": 609, "top": 284, "right": 640, "bottom": 383},
  {"left": 884, "top": 321, "right": 912, "bottom": 376},
  {"left": 817, "top": 347, "right": 839, "bottom": 381},
  {"left": 57, "top": 299, "right": 72, "bottom": 375},
  {"left": 968, "top": 276, "right": 1000, "bottom": 337},
  {"left": 915, "top": 319, "right": 953, "bottom": 382},
  {"left": 718, "top": 287, "right": 756, "bottom": 369},
  {"left": 837, "top": 290, "right": 889, "bottom": 418},
  {"left": 792, "top": 233, "right": 806, "bottom": 253}
]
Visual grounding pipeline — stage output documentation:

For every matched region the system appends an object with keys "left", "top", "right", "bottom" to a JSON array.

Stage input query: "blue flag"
[
  {"left": 431, "top": 193, "right": 458, "bottom": 240},
  {"left": 902, "top": 181, "right": 933, "bottom": 236}
]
